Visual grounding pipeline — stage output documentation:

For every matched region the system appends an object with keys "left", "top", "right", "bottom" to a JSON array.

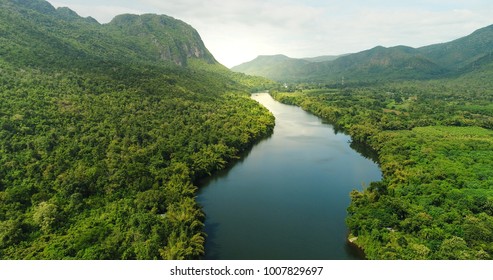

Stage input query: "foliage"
[
  {"left": 0, "top": 0, "right": 274, "bottom": 259},
  {"left": 272, "top": 76, "right": 493, "bottom": 259},
  {"left": 231, "top": 55, "right": 312, "bottom": 81},
  {"left": 233, "top": 24, "right": 493, "bottom": 83}
]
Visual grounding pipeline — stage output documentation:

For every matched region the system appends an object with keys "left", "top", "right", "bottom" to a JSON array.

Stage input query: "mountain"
[
  {"left": 231, "top": 54, "right": 348, "bottom": 81},
  {"left": 231, "top": 54, "right": 310, "bottom": 81},
  {"left": 419, "top": 24, "right": 493, "bottom": 71},
  {"left": 0, "top": 0, "right": 274, "bottom": 260},
  {"left": 302, "top": 55, "right": 345, "bottom": 63},
  {"left": 0, "top": 0, "right": 216, "bottom": 68},
  {"left": 232, "top": 24, "right": 493, "bottom": 83},
  {"left": 305, "top": 45, "right": 447, "bottom": 82},
  {"left": 105, "top": 13, "right": 217, "bottom": 66}
]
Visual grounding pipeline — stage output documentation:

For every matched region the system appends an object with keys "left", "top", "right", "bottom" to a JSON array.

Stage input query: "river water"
[{"left": 197, "top": 92, "right": 381, "bottom": 259}]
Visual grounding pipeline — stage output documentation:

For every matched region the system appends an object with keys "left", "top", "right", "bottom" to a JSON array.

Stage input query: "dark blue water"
[{"left": 197, "top": 92, "right": 381, "bottom": 260}]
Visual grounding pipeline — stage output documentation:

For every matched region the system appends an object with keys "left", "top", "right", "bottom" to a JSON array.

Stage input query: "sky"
[{"left": 46, "top": 0, "right": 493, "bottom": 68}]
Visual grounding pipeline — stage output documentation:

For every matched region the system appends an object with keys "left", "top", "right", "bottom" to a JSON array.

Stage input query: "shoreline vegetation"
[
  {"left": 0, "top": 0, "right": 276, "bottom": 260},
  {"left": 270, "top": 80, "right": 493, "bottom": 259},
  {"left": 0, "top": 59, "right": 276, "bottom": 260},
  {"left": 2, "top": 0, "right": 493, "bottom": 261}
]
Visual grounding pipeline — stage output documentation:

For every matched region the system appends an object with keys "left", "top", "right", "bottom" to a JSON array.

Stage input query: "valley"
[
  {"left": 1, "top": 0, "right": 493, "bottom": 260},
  {"left": 270, "top": 79, "right": 493, "bottom": 259},
  {"left": 198, "top": 92, "right": 381, "bottom": 260},
  {"left": 231, "top": 18, "right": 493, "bottom": 260}
]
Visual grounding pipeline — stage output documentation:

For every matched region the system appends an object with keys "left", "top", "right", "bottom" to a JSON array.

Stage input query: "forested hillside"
[
  {"left": 0, "top": 0, "right": 274, "bottom": 259},
  {"left": 232, "top": 24, "right": 493, "bottom": 83},
  {"left": 271, "top": 71, "right": 493, "bottom": 259},
  {"left": 231, "top": 55, "right": 311, "bottom": 81},
  {"left": 238, "top": 20, "right": 493, "bottom": 259}
]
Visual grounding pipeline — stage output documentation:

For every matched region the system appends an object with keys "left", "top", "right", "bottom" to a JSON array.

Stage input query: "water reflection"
[{"left": 197, "top": 92, "right": 381, "bottom": 260}]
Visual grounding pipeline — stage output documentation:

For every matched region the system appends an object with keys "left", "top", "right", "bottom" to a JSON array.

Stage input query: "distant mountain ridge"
[
  {"left": 231, "top": 55, "right": 310, "bottom": 81},
  {"left": 232, "top": 24, "right": 493, "bottom": 83},
  {"left": 302, "top": 55, "right": 346, "bottom": 63},
  {"left": 419, "top": 24, "right": 493, "bottom": 70}
]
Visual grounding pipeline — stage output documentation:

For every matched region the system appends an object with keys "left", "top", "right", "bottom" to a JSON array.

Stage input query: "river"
[{"left": 197, "top": 92, "right": 382, "bottom": 259}]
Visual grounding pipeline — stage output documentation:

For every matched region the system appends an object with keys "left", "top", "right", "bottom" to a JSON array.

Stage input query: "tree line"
[
  {"left": 271, "top": 76, "right": 493, "bottom": 259},
  {"left": 0, "top": 58, "right": 274, "bottom": 259}
]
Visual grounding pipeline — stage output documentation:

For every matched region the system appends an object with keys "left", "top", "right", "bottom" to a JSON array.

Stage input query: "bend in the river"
[{"left": 198, "top": 92, "right": 381, "bottom": 260}]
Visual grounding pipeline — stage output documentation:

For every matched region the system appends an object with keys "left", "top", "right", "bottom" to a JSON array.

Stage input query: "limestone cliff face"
[{"left": 107, "top": 14, "right": 217, "bottom": 66}]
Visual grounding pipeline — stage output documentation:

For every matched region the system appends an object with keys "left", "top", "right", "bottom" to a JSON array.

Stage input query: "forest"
[
  {"left": 3, "top": 0, "right": 493, "bottom": 261},
  {"left": 0, "top": 0, "right": 274, "bottom": 259},
  {"left": 0, "top": 57, "right": 275, "bottom": 260},
  {"left": 271, "top": 71, "right": 493, "bottom": 259},
  {"left": 233, "top": 24, "right": 493, "bottom": 84}
]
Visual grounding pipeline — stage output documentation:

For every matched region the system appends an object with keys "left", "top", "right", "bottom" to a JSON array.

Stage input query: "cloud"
[
  {"left": 140, "top": 0, "right": 493, "bottom": 66},
  {"left": 47, "top": 0, "right": 493, "bottom": 67},
  {"left": 139, "top": 0, "right": 334, "bottom": 66},
  {"left": 334, "top": 7, "right": 492, "bottom": 48}
]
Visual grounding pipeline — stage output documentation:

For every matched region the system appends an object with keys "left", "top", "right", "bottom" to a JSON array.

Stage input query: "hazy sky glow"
[{"left": 46, "top": 0, "right": 493, "bottom": 67}]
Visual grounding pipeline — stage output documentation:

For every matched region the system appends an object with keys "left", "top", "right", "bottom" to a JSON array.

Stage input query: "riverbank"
[
  {"left": 198, "top": 92, "right": 381, "bottom": 259},
  {"left": 270, "top": 86, "right": 493, "bottom": 259}
]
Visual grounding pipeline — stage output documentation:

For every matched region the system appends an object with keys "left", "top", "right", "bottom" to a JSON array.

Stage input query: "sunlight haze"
[{"left": 46, "top": 0, "right": 493, "bottom": 67}]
